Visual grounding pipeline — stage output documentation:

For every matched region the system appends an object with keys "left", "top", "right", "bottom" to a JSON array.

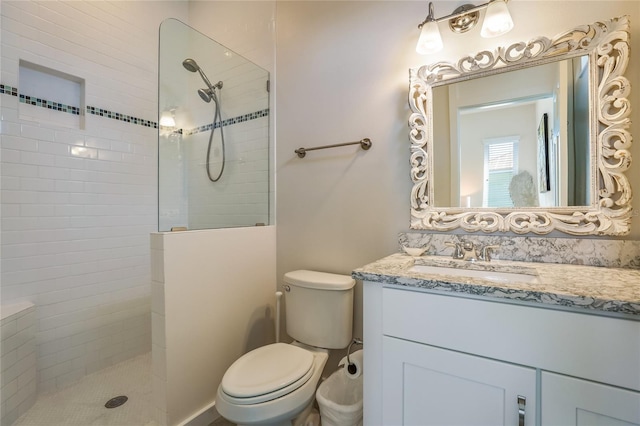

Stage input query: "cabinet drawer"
[{"left": 382, "top": 287, "right": 640, "bottom": 391}]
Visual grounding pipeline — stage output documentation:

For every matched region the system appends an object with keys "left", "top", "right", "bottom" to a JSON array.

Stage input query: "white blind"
[{"left": 484, "top": 140, "right": 519, "bottom": 207}]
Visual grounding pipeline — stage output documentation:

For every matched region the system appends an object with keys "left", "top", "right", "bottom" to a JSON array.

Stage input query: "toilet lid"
[{"left": 221, "top": 343, "right": 314, "bottom": 400}]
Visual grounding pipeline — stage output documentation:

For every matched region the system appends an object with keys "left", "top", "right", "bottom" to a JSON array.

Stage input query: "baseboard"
[{"left": 180, "top": 400, "right": 219, "bottom": 426}]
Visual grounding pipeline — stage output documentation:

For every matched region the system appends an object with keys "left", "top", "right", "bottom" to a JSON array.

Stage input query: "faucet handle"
[
  {"left": 445, "top": 242, "right": 463, "bottom": 259},
  {"left": 480, "top": 245, "right": 499, "bottom": 262},
  {"left": 445, "top": 242, "right": 460, "bottom": 250}
]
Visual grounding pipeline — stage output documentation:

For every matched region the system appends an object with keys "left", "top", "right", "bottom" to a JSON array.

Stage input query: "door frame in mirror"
[{"left": 409, "top": 16, "right": 631, "bottom": 235}]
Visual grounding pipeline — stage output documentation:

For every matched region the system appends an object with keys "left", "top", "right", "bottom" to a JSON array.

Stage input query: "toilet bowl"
[
  {"left": 215, "top": 270, "right": 355, "bottom": 426},
  {"left": 216, "top": 342, "right": 328, "bottom": 426}
]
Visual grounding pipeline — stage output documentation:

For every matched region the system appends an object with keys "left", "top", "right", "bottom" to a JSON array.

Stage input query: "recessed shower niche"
[
  {"left": 18, "top": 60, "right": 85, "bottom": 129},
  {"left": 158, "top": 19, "right": 271, "bottom": 231}
]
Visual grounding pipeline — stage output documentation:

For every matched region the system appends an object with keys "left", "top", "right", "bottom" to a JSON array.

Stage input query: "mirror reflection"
[
  {"left": 409, "top": 16, "right": 632, "bottom": 235},
  {"left": 432, "top": 56, "right": 591, "bottom": 209}
]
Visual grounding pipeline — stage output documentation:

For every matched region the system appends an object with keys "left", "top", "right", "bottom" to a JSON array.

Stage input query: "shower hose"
[{"left": 206, "top": 92, "right": 225, "bottom": 182}]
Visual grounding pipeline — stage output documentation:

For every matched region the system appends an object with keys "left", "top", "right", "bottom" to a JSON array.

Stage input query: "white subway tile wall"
[
  {"left": 1, "top": 303, "right": 37, "bottom": 426},
  {"left": 158, "top": 108, "right": 270, "bottom": 231},
  {"left": 158, "top": 15, "right": 270, "bottom": 231},
  {"left": 184, "top": 52, "right": 270, "bottom": 229},
  {"left": 1, "top": 0, "right": 188, "bottom": 402},
  {"left": 184, "top": 118, "right": 269, "bottom": 229}
]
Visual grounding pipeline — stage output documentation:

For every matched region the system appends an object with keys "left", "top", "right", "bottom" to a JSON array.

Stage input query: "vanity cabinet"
[
  {"left": 383, "top": 336, "right": 536, "bottom": 425},
  {"left": 363, "top": 284, "right": 640, "bottom": 426}
]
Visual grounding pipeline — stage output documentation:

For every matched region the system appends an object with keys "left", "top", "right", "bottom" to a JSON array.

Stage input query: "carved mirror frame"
[{"left": 409, "top": 16, "right": 632, "bottom": 235}]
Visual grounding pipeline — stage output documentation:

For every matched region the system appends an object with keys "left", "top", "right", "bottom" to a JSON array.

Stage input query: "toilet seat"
[
  {"left": 216, "top": 343, "right": 330, "bottom": 425},
  {"left": 220, "top": 343, "right": 314, "bottom": 405}
]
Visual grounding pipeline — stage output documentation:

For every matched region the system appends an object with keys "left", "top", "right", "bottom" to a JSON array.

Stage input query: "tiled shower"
[
  {"left": 0, "top": 1, "right": 181, "bottom": 423},
  {"left": 1, "top": 1, "right": 276, "bottom": 424}
]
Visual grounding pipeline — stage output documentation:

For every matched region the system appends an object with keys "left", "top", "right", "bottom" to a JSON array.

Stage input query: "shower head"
[
  {"left": 182, "top": 58, "right": 200, "bottom": 73},
  {"left": 183, "top": 58, "right": 224, "bottom": 103},
  {"left": 183, "top": 58, "right": 214, "bottom": 90},
  {"left": 198, "top": 88, "right": 213, "bottom": 103}
]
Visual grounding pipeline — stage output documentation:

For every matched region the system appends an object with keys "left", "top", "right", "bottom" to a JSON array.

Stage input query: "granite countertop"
[{"left": 352, "top": 253, "right": 640, "bottom": 317}]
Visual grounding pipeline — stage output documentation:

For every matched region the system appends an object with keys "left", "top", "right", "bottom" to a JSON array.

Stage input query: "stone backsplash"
[{"left": 400, "top": 233, "right": 640, "bottom": 269}]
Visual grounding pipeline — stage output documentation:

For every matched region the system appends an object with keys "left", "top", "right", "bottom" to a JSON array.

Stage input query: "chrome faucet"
[
  {"left": 445, "top": 241, "right": 499, "bottom": 262},
  {"left": 460, "top": 241, "right": 480, "bottom": 261}
]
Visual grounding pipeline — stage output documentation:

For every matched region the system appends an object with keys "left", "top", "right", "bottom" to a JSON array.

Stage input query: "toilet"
[{"left": 216, "top": 270, "right": 355, "bottom": 426}]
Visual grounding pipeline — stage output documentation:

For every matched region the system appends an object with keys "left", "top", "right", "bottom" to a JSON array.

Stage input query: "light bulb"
[
  {"left": 159, "top": 110, "right": 176, "bottom": 128},
  {"left": 416, "top": 20, "right": 443, "bottom": 55},
  {"left": 481, "top": 0, "right": 514, "bottom": 38}
]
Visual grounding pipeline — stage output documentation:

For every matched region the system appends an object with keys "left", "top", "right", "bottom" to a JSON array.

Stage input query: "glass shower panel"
[{"left": 158, "top": 19, "right": 270, "bottom": 231}]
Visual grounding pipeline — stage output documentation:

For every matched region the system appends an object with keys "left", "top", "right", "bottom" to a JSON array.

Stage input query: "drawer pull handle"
[{"left": 517, "top": 395, "right": 526, "bottom": 426}]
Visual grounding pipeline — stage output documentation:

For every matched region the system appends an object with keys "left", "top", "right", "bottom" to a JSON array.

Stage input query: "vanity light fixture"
[
  {"left": 416, "top": 2, "right": 444, "bottom": 55},
  {"left": 480, "top": 0, "right": 514, "bottom": 38},
  {"left": 416, "top": 0, "right": 514, "bottom": 54}
]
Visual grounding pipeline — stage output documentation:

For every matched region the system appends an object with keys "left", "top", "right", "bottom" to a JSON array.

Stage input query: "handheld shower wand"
[
  {"left": 182, "top": 59, "right": 222, "bottom": 90},
  {"left": 182, "top": 58, "right": 226, "bottom": 182}
]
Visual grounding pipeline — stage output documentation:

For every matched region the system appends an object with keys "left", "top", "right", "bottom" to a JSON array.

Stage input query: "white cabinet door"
[
  {"left": 383, "top": 336, "right": 537, "bottom": 426},
  {"left": 542, "top": 372, "right": 640, "bottom": 426}
]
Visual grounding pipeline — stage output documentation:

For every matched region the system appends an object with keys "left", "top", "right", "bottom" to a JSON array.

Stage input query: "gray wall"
[{"left": 275, "top": 1, "right": 640, "bottom": 343}]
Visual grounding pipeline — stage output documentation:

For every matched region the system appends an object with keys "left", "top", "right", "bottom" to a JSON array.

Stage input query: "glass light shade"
[
  {"left": 416, "top": 20, "right": 443, "bottom": 54},
  {"left": 480, "top": 0, "right": 514, "bottom": 38},
  {"left": 159, "top": 110, "right": 176, "bottom": 127}
]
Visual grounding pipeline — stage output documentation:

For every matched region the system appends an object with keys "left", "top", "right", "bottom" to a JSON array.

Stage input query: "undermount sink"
[{"left": 409, "top": 264, "right": 540, "bottom": 284}]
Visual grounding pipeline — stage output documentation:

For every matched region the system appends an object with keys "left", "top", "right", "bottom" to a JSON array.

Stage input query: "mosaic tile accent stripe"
[
  {"left": 0, "top": 84, "right": 18, "bottom": 96},
  {"left": 1, "top": 84, "right": 158, "bottom": 129},
  {"left": 20, "top": 94, "right": 81, "bottom": 115},
  {"left": 86, "top": 106, "right": 156, "bottom": 128},
  {"left": 183, "top": 108, "right": 269, "bottom": 136},
  {"left": 1, "top": 84, "right": 269, "bottom": 132}
]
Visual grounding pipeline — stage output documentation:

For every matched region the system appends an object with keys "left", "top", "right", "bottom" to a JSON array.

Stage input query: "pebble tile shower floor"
[{"left": 14, "top": 353, "right": 155, "bottom": 426}]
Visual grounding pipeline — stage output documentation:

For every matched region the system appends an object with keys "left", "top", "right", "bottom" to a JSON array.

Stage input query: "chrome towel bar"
[{"left": 294, "top": 138, "right": 372, "bottom": 158}]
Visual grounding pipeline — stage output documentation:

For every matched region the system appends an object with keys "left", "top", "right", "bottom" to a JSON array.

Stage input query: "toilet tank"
[{"left": 283, "top": 270, "right": 355, "bottom": 349}]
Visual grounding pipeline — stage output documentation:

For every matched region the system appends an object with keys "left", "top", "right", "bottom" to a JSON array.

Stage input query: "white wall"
[
  {"left": 275, "top": 1, "right": 640, "bottom": 343},
  {"left": 188, "top": 1, "right": 275, "bottom": 76},
  {"left": 1, "top": 0, "right": 188, "bottom": 394},
  {"left": 276, "top": 1, "right": 415, "bottom": 344},
  {"left": 150, "top": 227, "right": 276, "bottom": 426}
]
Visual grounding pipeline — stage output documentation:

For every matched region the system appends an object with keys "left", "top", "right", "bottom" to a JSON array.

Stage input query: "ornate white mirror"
[{"left": 409, "top": 16, "right": 631, "bottom": 235}]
